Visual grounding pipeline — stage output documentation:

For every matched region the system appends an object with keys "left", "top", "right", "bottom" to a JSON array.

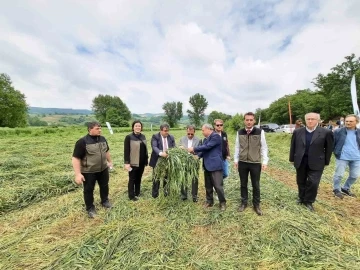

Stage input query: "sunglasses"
[
  {"left": 216, "top": 124, "right": 223, "bottom": 127},
  {"left": 187, "top": 133, "right": 194, "bottom": 136}
]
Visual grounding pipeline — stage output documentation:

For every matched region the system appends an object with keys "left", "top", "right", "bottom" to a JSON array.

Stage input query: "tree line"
[
  {"left": 258, "top": 54, "right": 360, "bottom": 124},
  {"left": 1, "top": 54, "right": 359, "bottom": 129}
]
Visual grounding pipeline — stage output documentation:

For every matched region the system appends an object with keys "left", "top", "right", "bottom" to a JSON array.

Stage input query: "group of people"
[
  {"left": 72, "top": 112, "right": 360, "bottom": 218},
  {"left": 290, "top": 113, "right": 359, "bottom": 211}
]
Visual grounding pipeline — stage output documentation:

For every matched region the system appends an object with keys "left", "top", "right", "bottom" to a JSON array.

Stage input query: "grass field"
[{"left": 0, "top": 128, "right": 360, "bottom": 269}]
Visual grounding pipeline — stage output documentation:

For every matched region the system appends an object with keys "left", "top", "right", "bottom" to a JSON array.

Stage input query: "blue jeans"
[
  {"left": 333, "top": 159, "right": 360, "bottom": 191},
  {"left": 223, "top": 159, "right": 229, "bottom": 179}
]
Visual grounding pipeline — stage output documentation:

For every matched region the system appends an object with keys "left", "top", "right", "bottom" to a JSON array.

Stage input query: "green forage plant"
[{"left": 153, "top": 148, "right": 200, "bottom": 196}]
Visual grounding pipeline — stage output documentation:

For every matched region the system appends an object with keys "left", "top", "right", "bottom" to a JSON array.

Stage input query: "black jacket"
[{"left": 289, "top": 127, "right": 334, "bottom": 170}]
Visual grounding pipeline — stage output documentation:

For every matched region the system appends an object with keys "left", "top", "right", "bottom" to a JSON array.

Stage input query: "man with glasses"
[
  {"left": 290, "top": 112, "right": 334, "bottom": 211},
  {"left": 149, "top": 123, "right": 176, "bottom": 198},
  {"left": 214, "top": 119, "right": 231, "bottom": 179},
  {"left": 332, "top": 114, "right": 360, "bottom": 199},
  {"left": 179, "top": 125, "right": 202, "bottom": 202}
]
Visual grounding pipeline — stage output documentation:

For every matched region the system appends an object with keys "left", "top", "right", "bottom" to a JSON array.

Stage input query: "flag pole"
[{"left": 288, "top": 100, "right": 293, "bottom": 132}]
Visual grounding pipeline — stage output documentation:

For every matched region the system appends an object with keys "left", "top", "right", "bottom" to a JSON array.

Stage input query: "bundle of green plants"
[{"left": 153, "top": 147, "right": 200, "bottom": 196}]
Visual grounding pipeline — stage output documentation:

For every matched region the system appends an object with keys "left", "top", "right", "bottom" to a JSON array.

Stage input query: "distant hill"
[
  {"left": 28, "top": 107, "right": 206, "bottom": 127},
  {"left": 29, "top": 107, "right": 93, "bottom": 115}
]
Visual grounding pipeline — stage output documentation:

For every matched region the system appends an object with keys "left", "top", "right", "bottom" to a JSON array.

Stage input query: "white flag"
[
  {"left": 351, "top": 75, "right": 359, "bottom": 115},
  {"left": 105, "top": 122, "right": 114, "bottom": 134}
]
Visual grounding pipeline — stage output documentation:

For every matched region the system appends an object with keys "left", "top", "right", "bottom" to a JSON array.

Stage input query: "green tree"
[
  {"left": 162, "top": 101, "right": 183, "bottom": 128},
  {"left": 224, "top": 113, "right": 244, "bottom": 133},
  {"left": 207, "top": 110, "right": 232, "bottom": 125},
  {"left": 106, "top": 107, "right": 129, "bottom": 127},
  {"left": 313, "top": 54, "right": 360, "bottom": 120},
  {"left": 187, "top": 93, "right": 208, "bottom": 127},
  {"left": 264, "top": 89, "right": 327, "bottom": 124},
  {"left": 0, "top": 73, "right": 28, "bottom": 127},
  {"left": 92, "top": 95, "right": 131, "bottom": 123}
]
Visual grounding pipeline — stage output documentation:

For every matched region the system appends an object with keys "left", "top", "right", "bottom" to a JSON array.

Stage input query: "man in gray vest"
[
  {"left": 179, "top": 125, "right": 202, "bottom": 202},
  {"left": 234, "top": 112, "right": 269, "bottom": 215},
  {"left": 72, "top": 121, "right": 113, "bottom": 218}
]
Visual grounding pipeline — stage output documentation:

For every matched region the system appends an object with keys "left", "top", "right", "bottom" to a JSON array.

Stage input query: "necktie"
[
  {"left": 247, "top": 129, "right": 251, "bottom": 135},
  {"left": 163, "top": 137, "right": 168, "bottom": 151}
]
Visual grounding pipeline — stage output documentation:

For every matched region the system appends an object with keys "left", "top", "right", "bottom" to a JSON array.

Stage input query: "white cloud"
[{"left": 0, "top": 0, "right": 359, "bottom": 115}]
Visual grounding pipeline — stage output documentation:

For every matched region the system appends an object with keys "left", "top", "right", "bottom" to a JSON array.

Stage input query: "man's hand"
[
  {"left": 124, "top": 164, "right": 131, "bottom": 171},
  {"left": 226, "top": 156, "right": 231, "bottom": 160},
  {"left": 160, "top": 152, "right": 168, "bottom": 158},
  {"left": 234, "top": 162, "right": 238, "bottom": 169},
  {"left": 107, "top": 161, "right": 113, "bottom": 169},
  {"left": 188, "top": 147, "right": 194, "bottom": 153},
  {"left": 262, "top": 164, "right": 268, "bottom": 170},
  {"left": 75, "top": 173, "right": 85, "bottom": 185}
]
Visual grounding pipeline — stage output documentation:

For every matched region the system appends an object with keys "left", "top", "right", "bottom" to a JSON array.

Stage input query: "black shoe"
[
  {"left": 204, "top": 202, "right": 214, "bottom": 208},
  {"left": 296, "top": 198, "right": 304, "bottom": 204},
  {"left": 182, "top": 197, "right": 188, "bottom": 201},
  {"left": 238, "top": 204, "right": 247, "bottom": 212},
  {"left": 87, "top": 207, "right": 97, "bottom": 218},
  {"left": 253, "top": 205, "right": 263, "bottom": 216},
  {"left": 341, "top": 188, "right": 357, "bottom": 197},
  {"left": 130, "top": 197, "right": 139, "bottom": 201},
  {"left": 304, "top": 203, "right": 314, "bottom": 212},
  {"left": 192, "top": 197, "right": 198, "bottom": 203},
  {"left": 220, "top": 202, "right": 226, "bottom": 211},
  {"left": 101, "top": 200, "right": 112, "bottom": 208},
  {"left": 334, "top": 189, "right": 344, "bottom": 199}
]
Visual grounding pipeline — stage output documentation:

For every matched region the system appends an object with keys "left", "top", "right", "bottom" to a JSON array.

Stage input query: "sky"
[{"left": 1, "top": 0, "right": 360, "bottom": 115}]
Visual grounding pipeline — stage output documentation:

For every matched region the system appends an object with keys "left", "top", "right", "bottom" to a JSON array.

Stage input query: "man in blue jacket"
[
  {"left": 333, "top": 114, "right": 360, "bottom": 198},
  {"left": 188, "top": 123, "right": 226, "bottom": 211}
]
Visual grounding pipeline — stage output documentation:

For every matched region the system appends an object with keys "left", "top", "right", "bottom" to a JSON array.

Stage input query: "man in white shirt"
[
  {"left": 149, "top": 123, "right": 176, "bottom": 198},
  {"left": 179, "top": 125, "right": 202, "bottom": 201},
  {"left": 234, "top": 112, "right": 268, "bottom": 216}
]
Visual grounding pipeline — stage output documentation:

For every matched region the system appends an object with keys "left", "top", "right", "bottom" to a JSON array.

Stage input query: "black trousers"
[
  {"left": 152, "top": 169, "right": 168, "bottom": 198},
  {"left": 296, "top": 157, "right": 324, "bottom": 204},
  {"left": 128, "top": 165, "right": 145, "bottom": 199},
  {"left": 204, "top": 170, "right": 226, "bottom": 204},
  {"left": 83, "top": 168, "right": 109, "bottom": 211},
  {"left": 180, "top": 177, "right": 199, "bottom": 200},
  {"left": 238, "top": 161, "right": 261, "bottom": 206}
]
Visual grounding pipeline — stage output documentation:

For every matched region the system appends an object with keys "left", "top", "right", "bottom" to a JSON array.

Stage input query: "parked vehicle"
[
  {"left": 276, "top": 124, "right": 295, "bottom": 134},
  {"left": 260, "top": 123, "right": 279, "bottom": 132}
]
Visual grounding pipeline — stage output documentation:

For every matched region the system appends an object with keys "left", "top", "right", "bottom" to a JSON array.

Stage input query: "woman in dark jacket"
[{"left": 124, "top": 120, "right": 148, "bottom": 201}]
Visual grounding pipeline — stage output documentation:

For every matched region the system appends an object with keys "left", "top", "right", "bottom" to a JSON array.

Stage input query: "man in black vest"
[
  {"left": 72, "top": 121, "right": 113, "bottom": 218},
  {"left": 289, "top": 112, "right": 334, "bottom": 211}
]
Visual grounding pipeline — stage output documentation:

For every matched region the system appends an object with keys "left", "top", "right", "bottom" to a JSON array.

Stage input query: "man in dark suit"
[
  {"left": 188, "top": 124, "right": 226, "bottom": 211},
  {"left": 289, "top": 112, "right": 334, "bottom": 211},
  {"left": 149, "top": 123, "right": 176, "bottom": 198}
]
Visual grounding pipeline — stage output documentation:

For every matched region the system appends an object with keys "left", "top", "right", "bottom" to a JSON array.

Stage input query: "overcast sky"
[{"left": 1, "top": 0, "right": 359, "bottom": 114}]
